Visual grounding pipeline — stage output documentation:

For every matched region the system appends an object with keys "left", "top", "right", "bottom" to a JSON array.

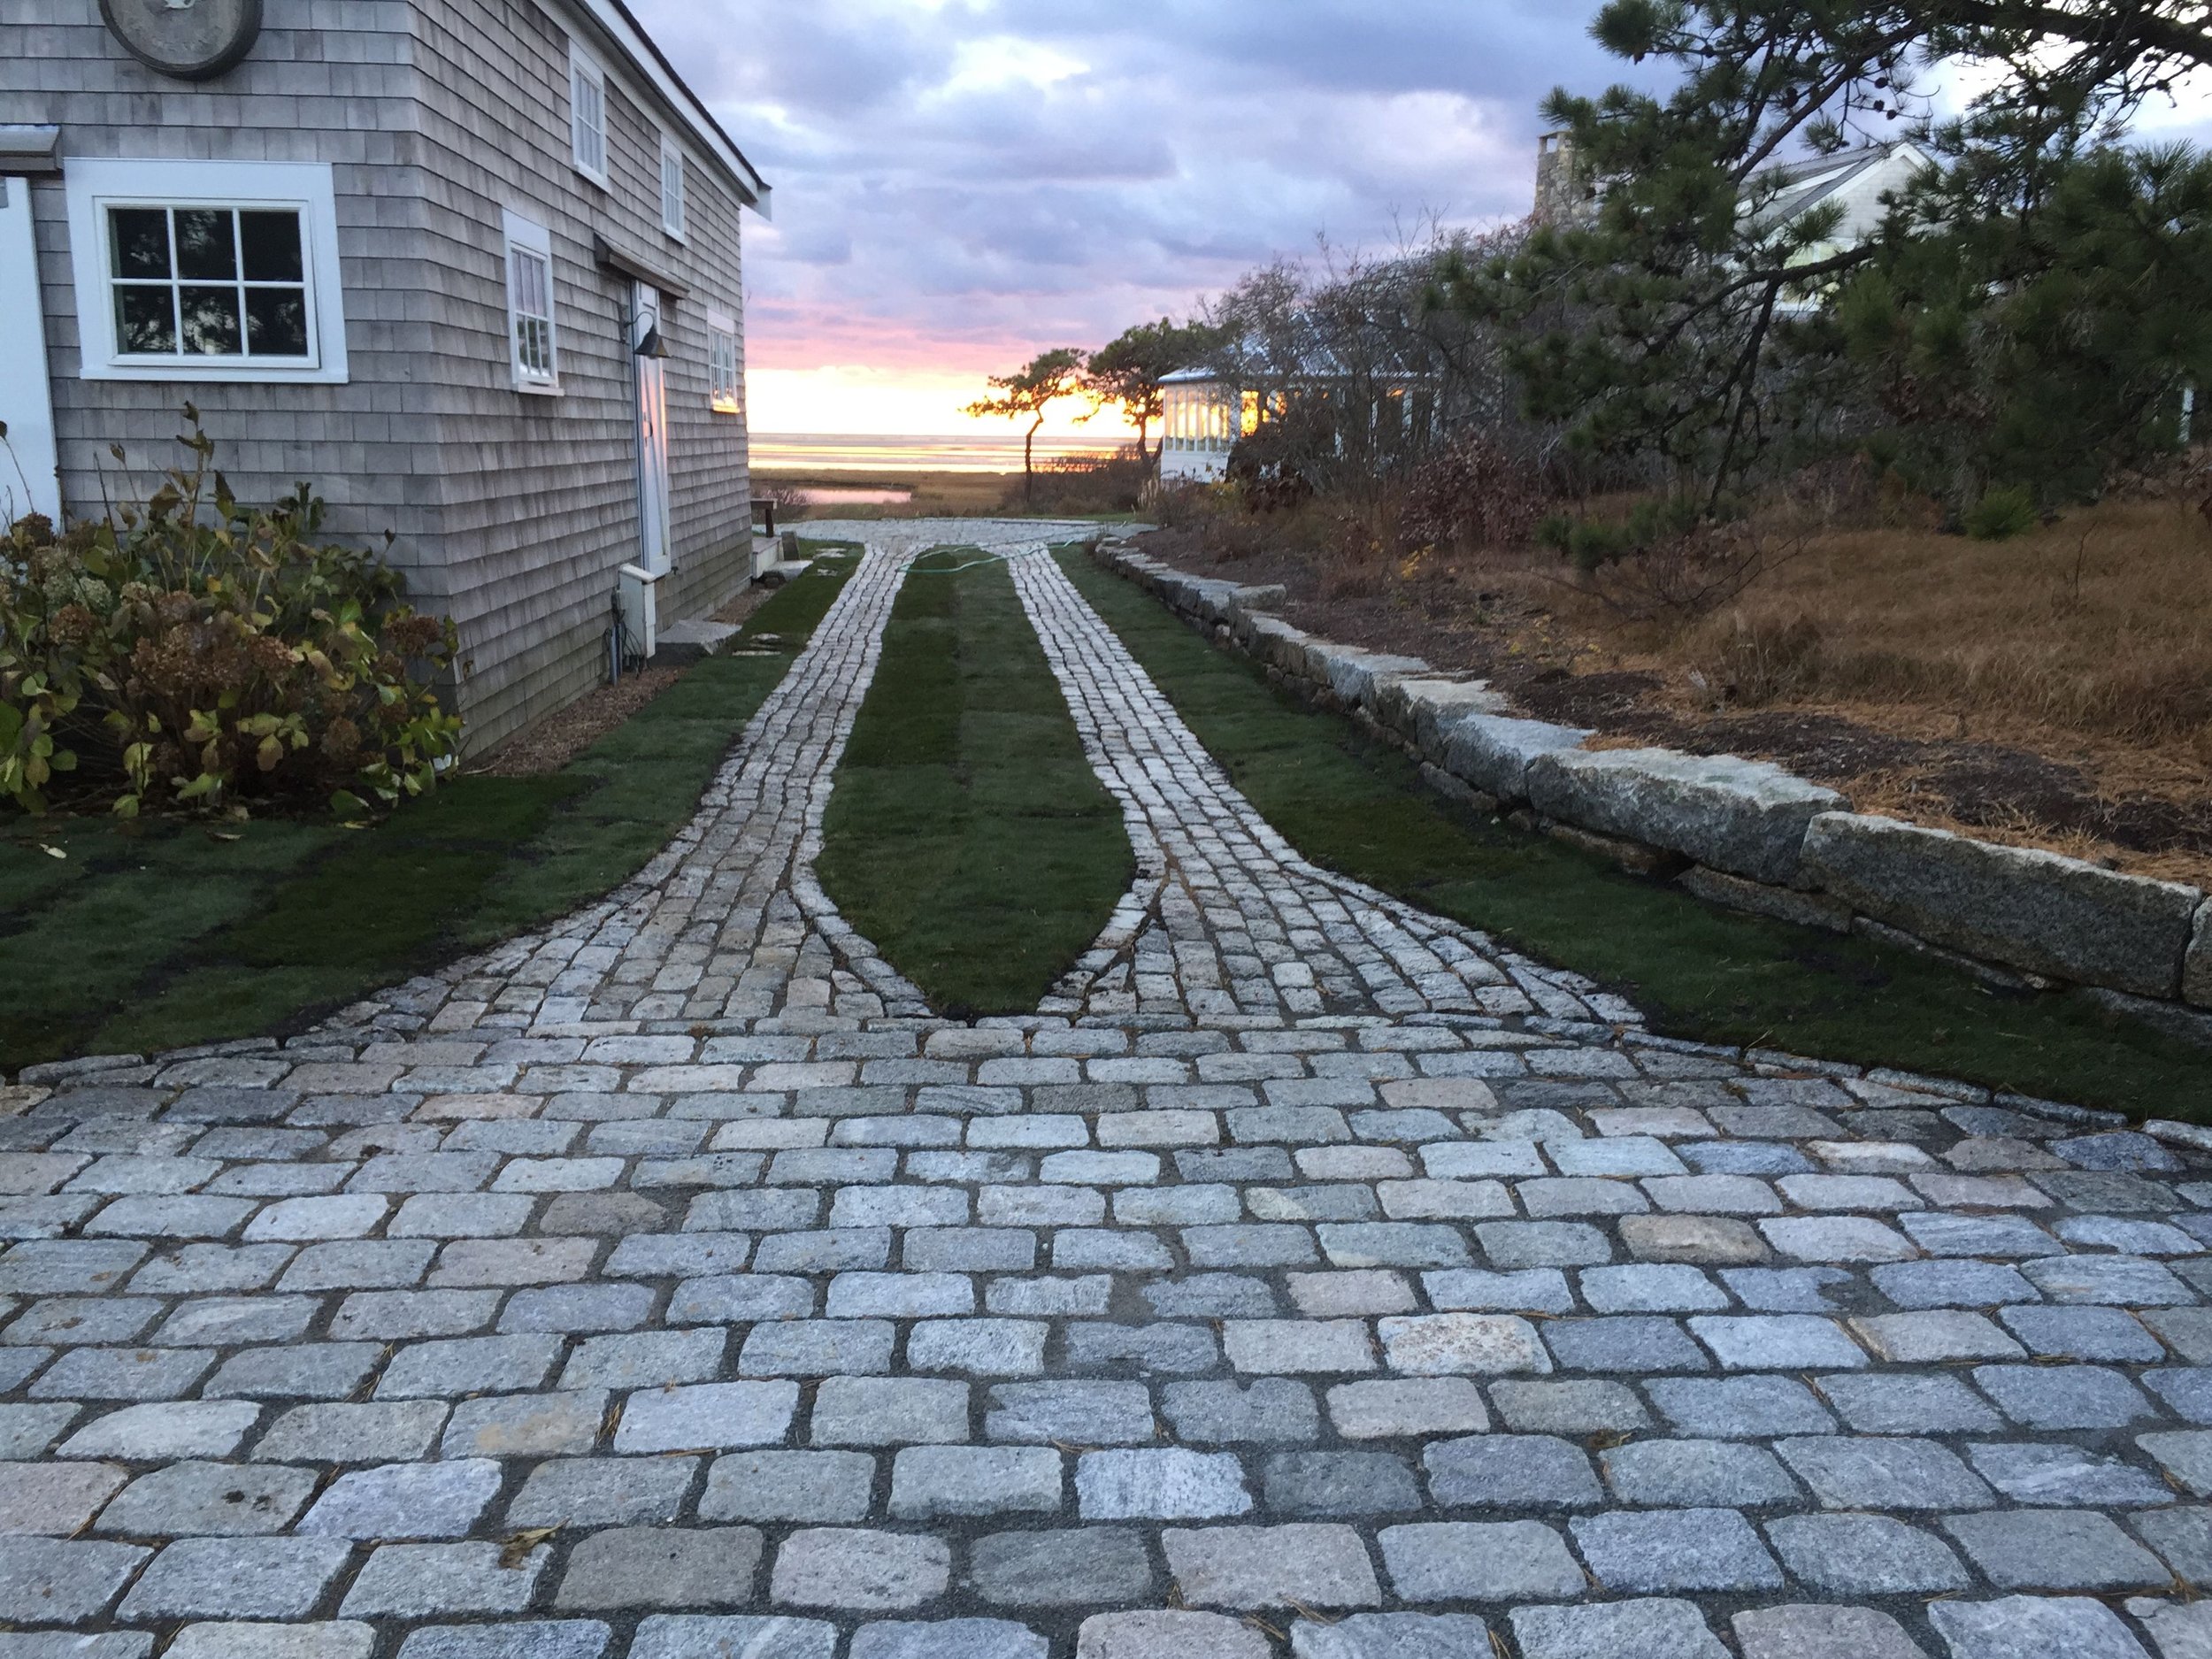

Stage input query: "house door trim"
[
  {"left": 631, "top": 280, "right": 672, "bottom": 578},
  {"left": 0, "top": 176, "right": 61, "bottom": 524}
]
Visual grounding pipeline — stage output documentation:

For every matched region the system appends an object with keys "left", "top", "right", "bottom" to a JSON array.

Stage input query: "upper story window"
[
  {"left": 660, "top": 136, "right": 686, "bottom": 241},
  {"left": 707, "top": 309, "right": 740, "bottom": 415},
  {"left": 63, "top": 158, "right": 349, "bottom": 384},
  {"left": 502, "top": 210, "right": 559, "bottom": 395},
  {"left": 570, "top": 42, "right": 609, "bottom": 187}
]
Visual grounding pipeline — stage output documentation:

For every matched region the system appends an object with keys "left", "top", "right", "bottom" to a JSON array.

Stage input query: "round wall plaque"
[{"left": 99, "top": 0, "right": 264, "bottom": 81}]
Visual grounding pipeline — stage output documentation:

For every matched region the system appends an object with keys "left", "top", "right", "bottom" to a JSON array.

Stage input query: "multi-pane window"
[
  {"left": 65, "top": 159, "right": 348, "bottom": 383},
  {"left": 511, "top": 248, "right": 552, "bottom": 378},
  {"left": 106, "top": 204, "right": 311, "bottom": 360},
  {"left": 707, "top": 311, "right": 740, "bottom": 415},
  {"left": 570, "top": 43, "right": 609, "bottom": 185},
  {"left": 660, "top": 136, "right": 686, "bottom": 240},
  {"left": 503, "top": 211, "right": 558, "bottom": 393}
]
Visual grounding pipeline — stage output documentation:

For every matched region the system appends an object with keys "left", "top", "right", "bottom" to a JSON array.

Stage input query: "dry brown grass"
[
  {"left": 754, "top": 470, "right": 1018, "bottom": 519},
  {"left": 1505, "top": 493, "right": 2212, "bottom": 883},
  {"left": 1164, "top": 472, "right": 2212, "bottom": 883},
  {"left": 1654, "top": 497, "right": 2212, "bottom": 750}
]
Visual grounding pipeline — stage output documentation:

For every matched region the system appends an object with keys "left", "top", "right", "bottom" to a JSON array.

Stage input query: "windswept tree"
[
  {"left": 964, "top": 348, "right": 1086, "bottom": 505},
  {"left": 1080, "top": 319, "right": 1223, "bottom": 467},
  {"left": 1452, "top": 0, "right": 2212, "bottom": 510}
]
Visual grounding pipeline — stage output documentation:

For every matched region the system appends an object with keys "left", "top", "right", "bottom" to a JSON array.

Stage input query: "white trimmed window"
[
  {"left": 570, "top": 42, "right": 609, "bottom": 186},
  {"left": 502, "top": 210, "right": 559, "bottom": 394},
  {"left": 64, "top": 158, "right": 348, "bottom": 384},
  {"left": 660, "top": 135, "right": 686, "bottom": 241},
  {"left": 707, "top": 310, "right": 740, "bottom": 415}
]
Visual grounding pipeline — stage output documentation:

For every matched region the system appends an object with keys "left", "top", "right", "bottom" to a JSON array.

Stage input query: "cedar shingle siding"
[{"left": 2, "top": 0, "right": 759, "bottom": 750}]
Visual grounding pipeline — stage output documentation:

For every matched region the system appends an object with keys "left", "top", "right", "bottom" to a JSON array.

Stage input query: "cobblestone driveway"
[{"left": 3, "top": 522, "right": 2209, "bottom": 1659}]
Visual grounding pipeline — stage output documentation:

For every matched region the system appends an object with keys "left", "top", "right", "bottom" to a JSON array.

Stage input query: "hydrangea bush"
[{"left": 0, "top": 409, "right": 461, "bottom": 818}]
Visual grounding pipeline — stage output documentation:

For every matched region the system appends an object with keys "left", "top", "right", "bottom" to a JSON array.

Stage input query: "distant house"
[
  {"left": 1747, "top": 141, "right": 1933, "bottom": 252},
  {"left": 1532, "top": 130, "right": 1931, "bottom": 264},
  {"left": 1159, "top": 365, "right": 1240, "bottom": 483},
  {"left": 1160, "top": 329, "right": 1439, "bottom": 487},
  {"left": 1, "top": 0, "right": 771, "bottom": 750}
]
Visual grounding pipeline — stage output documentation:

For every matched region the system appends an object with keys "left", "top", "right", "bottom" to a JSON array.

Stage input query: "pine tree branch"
[{"left": 1931, "top": 0, "right": 2212, "bottom": 72}]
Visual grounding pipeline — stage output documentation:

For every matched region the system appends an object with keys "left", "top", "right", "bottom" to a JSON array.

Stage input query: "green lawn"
[
  {"left": 817, "top": 549, "right": 1133, "bottom": 1016},
  {"left": 1058, "top": 548, "right": 2212, "bottom": 1119},
  {"left": 0, "top": 549, "right": 861, "bottom": 1069}
]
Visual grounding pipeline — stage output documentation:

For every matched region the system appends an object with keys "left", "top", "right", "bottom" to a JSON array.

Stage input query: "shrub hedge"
[{"left": 1, "top": 410, "right": 460, "bottom": 819}]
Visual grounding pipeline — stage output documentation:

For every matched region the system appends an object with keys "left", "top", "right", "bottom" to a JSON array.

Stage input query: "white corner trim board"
[
  {"left": 0, "top": 175, "right": 60, "bottom": 521},
  {"left": 63, "top": 157, "right": 349, "bottom": 386}
]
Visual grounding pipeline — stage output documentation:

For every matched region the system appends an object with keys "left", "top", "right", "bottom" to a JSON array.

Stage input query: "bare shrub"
[
  {"left": 1225, "top": 409, "right": 1325, "bottom": 513},
  {"left": 1196, "top": 513, "right": 1273, "bottom": 564},
  {"left": 1400, "top": 430, "right": 1546, "bottom": 553},
  {"left": 1148, "top": 480, "right": 1227, "bottom": 531},
  {"left": 1318, "top": 555, "right": 1391, "bottom": 602},
  {"left": 1003, "top": 447, "right": 1148, "bottom": 516},
  {"left": 1549, "top": 506, "right": 1805, "bottom": 623},
  {"left": 756, "top": 481, "right": 810, "bottom": 520},
  {"left": 1780, "top": 454, "right": 1885, "bottom": 529}
]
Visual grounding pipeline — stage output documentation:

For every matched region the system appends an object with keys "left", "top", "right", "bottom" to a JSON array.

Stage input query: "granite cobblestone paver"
[{"left": 5, "top": 521, "right": 2211, "bottom": 1655}]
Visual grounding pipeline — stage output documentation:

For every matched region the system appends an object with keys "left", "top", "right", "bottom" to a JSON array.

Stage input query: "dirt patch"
[
  {"left": 471, "top": 667, "right": 686, "bottom": 778},
  {"left": 1139, "top": 522, "right": 2212, "bottom": 887},
  {"left": 713, "top": 585, "right": 778, "bottom": 627},
  {"left": 472, "top": 582, "right": 789, "bottom": 778}
]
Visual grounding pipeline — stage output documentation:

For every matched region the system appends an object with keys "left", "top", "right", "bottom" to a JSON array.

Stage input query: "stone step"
[{"left": 652, "top": 618, "right": 742, "bottom": 665}]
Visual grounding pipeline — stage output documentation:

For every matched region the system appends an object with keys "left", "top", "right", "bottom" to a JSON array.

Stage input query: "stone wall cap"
[
  {"left": 1803, "top": 811, "right": 2202, "bottom": 997},
  {"left": 1808, "top": 812, "right": 2206, "bottom": 902},
  {"left": 1528, "top": 749, "right": 1845, "bottom": 886},
  {"left": 1548, "top": 747, "right": 1847, "bottom": 810}
]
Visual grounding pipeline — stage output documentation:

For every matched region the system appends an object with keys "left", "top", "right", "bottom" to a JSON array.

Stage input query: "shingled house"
[{"left": 0, "top": 0, "right": 770, "bottom": 749}]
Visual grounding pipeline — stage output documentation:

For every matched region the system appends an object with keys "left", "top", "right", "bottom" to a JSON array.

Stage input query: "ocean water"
[{"left": 751, "top": 432, "right": 1128, "bottom": 473}]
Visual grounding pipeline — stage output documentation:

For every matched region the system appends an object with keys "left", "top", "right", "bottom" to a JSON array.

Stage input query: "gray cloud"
[
  {"left": 624, "top": 0, "right": 1624, "bottom": 370},
  {"left": 634, "top": 2, "right": 2212, "bottom": 380}
]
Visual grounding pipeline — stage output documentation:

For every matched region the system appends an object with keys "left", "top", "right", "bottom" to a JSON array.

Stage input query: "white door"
[
  {"left": 0, "top": 175, "right": 60, "bottom": 525},
  {"left": 632, "top": 281, "right": 672, "bottom": 575}
]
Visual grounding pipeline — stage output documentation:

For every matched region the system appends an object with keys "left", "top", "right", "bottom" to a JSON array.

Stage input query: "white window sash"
[
  {"left": 706, "top": 306, "right": 739, "bottom": 414},
  {"left": 98, "top": 201, "right": 318, "bottom": 367},
  {"left": 660, "top": 136, "right": 686, "bottom": 240},
  {"left": 63, "top": 157, "right": 349, "bottom": 385},
  {"left": 570, "top": 42, "right": 609, "bottom": 186},
  {"left": 502, "top": 209, "right": 559, "bottom": 395}
]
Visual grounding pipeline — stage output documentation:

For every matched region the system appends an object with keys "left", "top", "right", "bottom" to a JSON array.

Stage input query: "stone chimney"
[{"left": 1533, "top": 131, "right": 1595, "bottom": 227}]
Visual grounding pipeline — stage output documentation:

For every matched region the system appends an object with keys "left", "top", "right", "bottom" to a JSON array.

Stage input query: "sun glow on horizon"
[{"left": 745, "top": 364, "right": 1138, "bottom": 439}]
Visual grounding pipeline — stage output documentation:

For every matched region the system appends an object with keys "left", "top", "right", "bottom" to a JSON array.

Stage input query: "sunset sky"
[{"left": 624, "top": 1, "right": 2212, "bottom": 440}]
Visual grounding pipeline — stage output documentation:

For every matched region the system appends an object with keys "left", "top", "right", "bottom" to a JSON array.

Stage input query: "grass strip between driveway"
[
  {"left": 817, "top": 548, "right": 1134, "bottom": 1017},
  {"left": 0, "top": 547, "right": 864, "bottom": 1069},
  {"left": 1056, "top": 547, "right": 2212, "bottom": 1120}
]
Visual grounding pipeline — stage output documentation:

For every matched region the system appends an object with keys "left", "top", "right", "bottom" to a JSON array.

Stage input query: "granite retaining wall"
[{"left": 1094, "top": 539, "right": 2212, "bottom": 1049}]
